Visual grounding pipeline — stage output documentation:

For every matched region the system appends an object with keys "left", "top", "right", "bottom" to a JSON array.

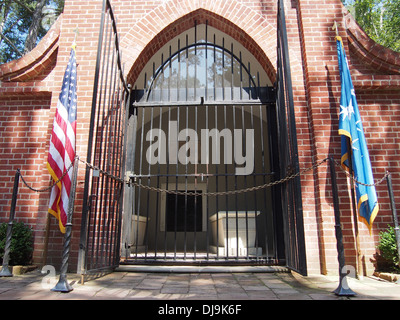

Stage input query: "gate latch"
[{"left": 125, "top": 171, "right": 136, "bottom": 183}]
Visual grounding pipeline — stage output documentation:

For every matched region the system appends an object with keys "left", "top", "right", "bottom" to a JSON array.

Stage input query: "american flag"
[{"left": 47, "top": 46, "right": 77, "bottom": 233}]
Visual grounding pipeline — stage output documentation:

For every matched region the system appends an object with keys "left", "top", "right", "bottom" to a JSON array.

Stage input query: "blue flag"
[{"left": 336, "top": 36, "right": 379, "bottom": 232}]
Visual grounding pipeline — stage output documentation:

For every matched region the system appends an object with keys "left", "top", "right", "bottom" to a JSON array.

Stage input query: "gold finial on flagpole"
[
  {"left": 332, "top": 21, "right": 341, "bottom": 41},
  {"left": 72, "top": 27, "right": 79, "bottom": 49}
]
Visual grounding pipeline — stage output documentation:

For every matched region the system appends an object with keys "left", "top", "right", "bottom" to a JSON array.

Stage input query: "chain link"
[
  {"left": 77, "top": 157, "right": 125, "bottom": 183},
  {"left": 333, "top": 158, "right": 390, "bottom": 187},
  {"left": 19, "top": 156, "right": 77, "bottom": 193}
]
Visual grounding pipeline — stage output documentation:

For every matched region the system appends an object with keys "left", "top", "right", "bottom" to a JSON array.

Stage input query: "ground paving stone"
[{"left": 0, "top": 269, "right": 399, "bottom": 301}]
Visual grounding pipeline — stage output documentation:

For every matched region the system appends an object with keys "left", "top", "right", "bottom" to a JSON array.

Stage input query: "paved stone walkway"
[{"left": 0, "top": 269, "right": 399, "bottom": 300}]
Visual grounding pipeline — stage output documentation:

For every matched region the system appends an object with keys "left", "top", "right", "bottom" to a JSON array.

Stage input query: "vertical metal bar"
[
  {"left": 205, "top": 21, "right": 208, "bottom": 101},
  {"left": 386, "top": 172, "right": 400, "bottom": 271},
  {"left": 264, "top": 104, "right": 274, "bottom": 261},
  {"left": 144, "top": 103, "right": 154, "bottom": 260},
  {"left": 108, "top": 19, "right": 121, "bottom": 267},
  {"left": 239, "top": 52, "right": 243, "bottom": 101},
  {"left": 174, "top": 104, "right": 180, "bottom": 260},
  {"left": 186, "top": 35, "right": 189, "bottom": 102},
  {"left": 231, "top": 43, "right": 234, "bottom": 101},
  {"left": 233, "top": 104, "right": 239, "bottom": 259},
  {"left": 184, "top": 105, "right": 188, "bottom": 260},
  {"left": 136, "top": 105, "right": 146, "bottom": 258},
  {"left": 113, "top": 59, "right": 129, "bottom": 265},
  {"left": 193, "top": 104, "right": 198, "bottom": 260},
  {"left": 194, "top": 21, "right": 197, "bottom": 101},
  {"left": 222, "top": 38, "right": 225, "bottom": 101},
  {"left": 213, "top": 34, "right": 216, "bottom": 101},
  {"left": 215, "top": 104, "right": 219, "bottom": 260},
  {"left": 168, "top": 45, "right": 172, "bottom": 102},
  {"left": 248, "top": 62, "right": 251, "bottom": 100},
  {"left": 154, "top": 106, "right": 163, "bottom": 259},
  {"left": 122, "top": 87, "right": 132, "bottom": 260},
  {"left": 0, "top": 169, "right": 20, "bottom": 277},
  {"left": 161, "top": 53, "right": 164, "bottom": 102},
  {"left": 240, "top": 104, "right": 249, "bottom": 259},
  {"left": 205, "top": 104, "right": 210, "bottom": 260},
  {"left": 241, "top": 104, "right": 250, "bottom": 260},
  {"left": 164, "top": 105, "right": 171, "bottom": 259},
  {"left": 152, "top": 63, "right": 155, "bottom": 101},
  {"left": 224, "top": 105, "right": 229, "bottom": 260},
  {"left": 111, "top": 61, "right": 126, "bottom": 266},
  {"left": 177, "top": 39, "right": 181, "bottom": 101},
  {"left": 250, "top": 104, "right": 260, "bottom": 260},
  {"left": 129, "top": 107, "right": 138, "bottom": 261}
]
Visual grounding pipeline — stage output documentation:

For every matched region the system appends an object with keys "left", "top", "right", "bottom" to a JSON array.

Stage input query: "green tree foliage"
[
  {"left": 376, "top": 225, "right": 400, "bottom": 272},
  {"left": 342, "top": 0, "right": 400, "bottom": 52},
  {"left": 0, "top": 0, "right": 64, "bottom": 64}
]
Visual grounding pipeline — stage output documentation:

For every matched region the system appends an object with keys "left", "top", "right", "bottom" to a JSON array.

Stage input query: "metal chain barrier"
[
  {"left": 19, "top": 156, "right": 77, "bottom": 193},
  {"left": 16, "top": 155, "right": 391, "bottom": 195},
  {"left": 123, "top": 157, "right": 331, "bottom": 197},
  {"left": 333, "top": 158, "right": 390, "bottom": 187}
]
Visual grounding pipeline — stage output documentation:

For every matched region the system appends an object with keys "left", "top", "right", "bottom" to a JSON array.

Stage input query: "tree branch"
[
  {"left": 0, "top": 31, "right": 23, "bottom": 56},
  {"left": 12, "top": 0, "right": 34, "bottom": 14}
]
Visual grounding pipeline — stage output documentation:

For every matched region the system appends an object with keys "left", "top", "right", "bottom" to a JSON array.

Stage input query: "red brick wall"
[
  {"left": 1, "top": 0, "right": 399, "bottom": 276},
  {"left": 0, "top": 95, "right": 53, "bottom": 263}
]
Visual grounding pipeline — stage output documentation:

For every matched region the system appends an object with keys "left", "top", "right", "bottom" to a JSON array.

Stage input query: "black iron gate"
[
  {"left": 122, "top": 21, "right": 283, "bottom": 266},
  {"left": 78, "top": 0, "right": 129, "bottom": 278},
  {"left": 276, "top": 0, "right": 307, "bottom": 275},
  {"left": 78, "top": 0, "right": 306, "bottom": 275}
]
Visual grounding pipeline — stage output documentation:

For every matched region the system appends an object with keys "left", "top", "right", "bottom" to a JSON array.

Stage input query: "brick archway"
[{"left": 121, "top": 2, "right": 278, "bottom": 85}]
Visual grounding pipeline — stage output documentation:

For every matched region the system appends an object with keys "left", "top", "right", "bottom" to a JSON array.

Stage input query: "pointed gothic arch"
[{"left": 122, "top": 7, "right": 277, "bottom": 87}]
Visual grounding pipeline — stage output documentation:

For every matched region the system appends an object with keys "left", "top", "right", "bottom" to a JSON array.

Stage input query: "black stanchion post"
[
  {"left": 0, "top": 170, "right": 21, "bottom": 277},
  {"left": 51, "top": 159, "right": 79, "bottom": 292},
  {"left": 329, "top": 158, "right": 356, "bottom": 296},
  {"left": 386, "top": 172, "right": 400, "bottom": 282}
]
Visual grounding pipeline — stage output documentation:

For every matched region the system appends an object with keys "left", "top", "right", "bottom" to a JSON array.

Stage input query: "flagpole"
[
  {"left": 330, "top": 157, "right": 356, "bottom": 296},
  {"left": 51, "top": 157, "right": 79, "bottom": 293},
  {"left": 333, "top": 21, "right": 363, "bottom": 279},
  {"left": 346, "top": 137, "right": 363, "bottom": 279}
]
